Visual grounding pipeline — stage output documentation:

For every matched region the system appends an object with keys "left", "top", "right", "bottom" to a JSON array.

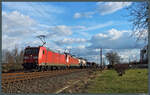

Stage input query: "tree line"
[{"left": 2, "top": 47, "right": 24, "bottom": 72}]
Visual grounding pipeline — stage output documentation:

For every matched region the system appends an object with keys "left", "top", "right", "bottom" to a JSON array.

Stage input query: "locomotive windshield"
[{"left": 25, "top": 48, "right": 39, "bottom": 55}]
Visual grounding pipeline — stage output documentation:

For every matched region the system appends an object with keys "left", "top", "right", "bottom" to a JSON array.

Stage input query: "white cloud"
[
  {"left": 70, "top": 22, "right": 113, "bottom": 38},
  {"left": 73, "top": 2, "right": 132, "bottom": 19},
  {"left": 3, "top": 11, "right": 36, "bottom": 32},
  {"left": 96, "top": 2, "right": 132, "bottom": 15},
  {"left": 2, "top": 11, "right": 59, "bottom": 50},
  {"left": 2, "top": 2, "right": 64, "bottom": 18},
  {"left": 66, "top": 46, "right": 72, "bottom": 49},
  {"left": 24, "top": 40, "right": 42, "bottom": 47},
  {"left": 71, "top": 25, "right": 86, "bottom": 30},
  {"left": 2, "top": 2, "right": 65, "bottom": 28},
  {"left": 89, "top": 28, "right": 145, "bottom": 49},
  {"left": 74, "top": 12, "right": 95, "bottom": 19},
  {"left": 80, "top": 21, "right": 113, "bottom": 32},
  {"left": 74, "top": 13, "right": 82, "bottom": 19},
  {"left": 94, "top": 33, "right": 108, "bottom": 38},
  {"left": 77, "top": 45, "right": 86, "bottom": 49},
  {"left": 117, "top": 49, "right": 140, "bottom": 62},
  {"left": 2, "top": 11, "right": 38, "bottom": 50},
  {"left": 2, "top": 35, "right": 21, "bottom": 49},
  {"left": 44, "top": 22, "right": 112, "bottom": 41},
  {"left": 39, "top": 22, "right": 112, "bottom": 40},
  {"left": 55, "top": 38, "right": 87, "bottom": 45},
  {"left": 108, "top": 28, "right": 128, "bottom": 40},
  {"left": 2, "top": 11, "right": 75, "bottom": 50},
  {"left": 92, "top": 28, "right": 125, "bottom": 41},
  {"left": 2, "top": 11, "right": 40, "bottom": 39},
  {"left": 49, "top": 25, "right": 72, "bottom": 36}
]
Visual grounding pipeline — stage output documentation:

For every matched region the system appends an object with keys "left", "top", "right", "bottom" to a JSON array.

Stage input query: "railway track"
[{"left": 2, "top": 69, "right": 84, "bottom": 84}]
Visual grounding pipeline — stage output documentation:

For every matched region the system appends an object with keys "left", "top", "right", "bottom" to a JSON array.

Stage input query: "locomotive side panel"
[
  {"left": 69, "top": 57, "right": 79, "bottom": 66},
  {"left": 73, "top": 58, "right": 79, "bottom": 66},
  {"left": 60, "top": 54, "right": 66, "bottom": 65},
  {"left": 52, "top": 52, "right": 57, "bottom": 64},
  {"left": 45, "top": 50, "right": 67, "bottom": 66},
  {"left": 38, "top": 47, "right": 47, "bottom": 66},
  {"left": 55, "top": 53, "right": 59, "bottom": 64},
  {"left": 46, "top": 50, "right": 53, "bottom": 65}
]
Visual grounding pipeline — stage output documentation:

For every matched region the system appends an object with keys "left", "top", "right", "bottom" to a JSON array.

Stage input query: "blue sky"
[{"left": 2, "top": 2, "right": 147, "bottom": 63}]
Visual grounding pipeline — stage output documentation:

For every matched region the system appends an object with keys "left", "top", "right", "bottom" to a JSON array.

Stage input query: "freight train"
[{"left": 22, "top": 46, "right": 88, "bottom": 71}]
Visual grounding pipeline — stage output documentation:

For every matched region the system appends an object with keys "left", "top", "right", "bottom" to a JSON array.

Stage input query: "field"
[{"left": 87, "top": 69, "right": 148, "bottom": 93}]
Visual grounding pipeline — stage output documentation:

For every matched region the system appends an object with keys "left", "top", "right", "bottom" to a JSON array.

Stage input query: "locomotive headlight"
[
  {"left": 33, "top": 56, "right": 38, "bottom": 59},
  {"left": 24, "top": 56, "right": 29, "bottom": 59}
]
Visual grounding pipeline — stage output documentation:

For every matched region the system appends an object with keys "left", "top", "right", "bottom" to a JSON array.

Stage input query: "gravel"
[{"left": 2, "top": 69, "right": 100, "bottom": 94}]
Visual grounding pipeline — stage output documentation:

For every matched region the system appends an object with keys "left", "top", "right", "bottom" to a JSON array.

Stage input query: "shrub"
[{"left": 114, "top": 64, "right": 129, "bottom": 76}]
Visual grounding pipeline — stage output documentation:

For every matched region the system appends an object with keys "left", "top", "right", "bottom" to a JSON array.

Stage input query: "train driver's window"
[{"left": 43, "top": 50, "right": 45, "bottom": 54}]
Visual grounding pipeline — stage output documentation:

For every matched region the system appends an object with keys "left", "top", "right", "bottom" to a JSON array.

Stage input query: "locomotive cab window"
[
  {"left": 25, "top": 48, "right": 39, "bottom": 55},
  {"left": 43, "top": 50, "right": 45, "bottom": 54}
]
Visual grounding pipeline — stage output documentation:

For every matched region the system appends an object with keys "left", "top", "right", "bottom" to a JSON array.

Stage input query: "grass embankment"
[{"left": 87, "top": 69, "right": 148, "bottom": 93}]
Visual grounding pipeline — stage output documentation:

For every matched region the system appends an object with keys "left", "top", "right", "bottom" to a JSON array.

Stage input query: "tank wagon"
[
  {"left": 78, "top": 58, "right": 87, "bottom": 68},
  {"left": 22, "top": 46, "right": 80, "bottom": 70}
]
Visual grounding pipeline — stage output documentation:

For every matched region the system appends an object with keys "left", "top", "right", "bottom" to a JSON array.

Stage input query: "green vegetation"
[{"left": 87, "top": 69, "right": 148, "bottom": 93}]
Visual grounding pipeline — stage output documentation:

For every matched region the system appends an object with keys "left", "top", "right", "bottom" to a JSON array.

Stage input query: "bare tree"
[
  {"left": 3, "top": 47, "right": 24, "bottom": 64},
  {"left": 18, "top": 49, "right": 24, "bottom": 64},
  {"left": 2, "top": 47, "right": 24, "bottom": 72},
  {"left": 5, "top": 50, "right": 14, "bottom": 64},
  {"left": 12, "top": 47, "right": 19, "bottom": 64},
  {"left": 127, "top": 2, "right": 149, "bottom": 41},
  {"left": 105, "top": 51, "right": 120, "bottom": 66},
  {"left": 2, "top": 49, "right": 7, "bottom": 63}
]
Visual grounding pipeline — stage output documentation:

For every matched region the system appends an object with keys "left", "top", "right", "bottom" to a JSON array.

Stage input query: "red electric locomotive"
[{"left": 22, "top": 46, "right": 80, "bottom": 70}]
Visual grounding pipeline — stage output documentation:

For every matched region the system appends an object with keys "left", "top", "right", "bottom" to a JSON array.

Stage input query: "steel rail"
[{"left": 2, "top": 69, "right": 83, "bottom": 84}]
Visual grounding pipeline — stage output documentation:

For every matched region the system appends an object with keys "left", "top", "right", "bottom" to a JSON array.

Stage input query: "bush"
[{"left": 114, "top": 64, "right": 129, "bottom": 76}]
